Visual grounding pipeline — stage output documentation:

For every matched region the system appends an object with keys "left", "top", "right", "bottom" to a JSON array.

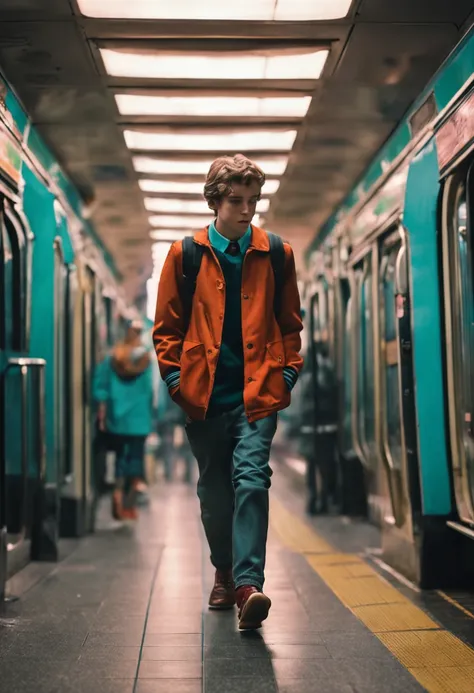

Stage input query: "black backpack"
[{"left": 180, "top": 231, "right": 285, "bottom": 327}]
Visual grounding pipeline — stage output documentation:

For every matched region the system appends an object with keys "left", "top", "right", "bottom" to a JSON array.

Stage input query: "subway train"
[
  {"left": 297, "top": 25, "right": 474, "bottom": 589},
  {"left": 0, "top": 76, "right": 137, "bottom": 600}
]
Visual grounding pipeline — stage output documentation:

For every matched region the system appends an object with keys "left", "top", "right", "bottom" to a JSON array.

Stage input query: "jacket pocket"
[
  {"left": 266, "top": 339, "right": 285, "bottom": 366},
  {"left": 179, "top": 341, "right": 208, "bottom": 407},
  {"left": 258, "top": 340, "right": 289, "bottom": 409}
]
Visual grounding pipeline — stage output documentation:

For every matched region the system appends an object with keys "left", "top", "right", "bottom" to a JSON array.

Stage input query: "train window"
[
  {"left": 356, "top": 257, "right": 376, "bottom": 464},
  {"left": 1, "top": 216, "right": 13, "bottom": 349},
  {"left": 1, "top": 203, "right": 28, "bottom": 352},
  {"left": 342, "top": 293, "right": 353, "bottom": 453},
  {"left": 380, "top": 240, "right": 403, "bottom": 472},
  {"left": 453, "top": 185, "right": 474, "bottom": 508},
  {"left": 104, "top": 298, "right": 114, "bottom": 347},
  {"left": 362, "top": 261, "right": 376, "bottom": 455},
  {"left": 442, "top": 166, "right": 474, "bottom": 524}
]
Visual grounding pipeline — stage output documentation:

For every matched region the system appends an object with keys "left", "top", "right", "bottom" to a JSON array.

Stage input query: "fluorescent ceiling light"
[
  {"left": 116, "top": 94, "right": 311, "bottom": 118},
  {"left": 145, "top": 198, "right": 210, "bottom": 214},
  {"left": 145, "top": 197, "right": 270, "bottom": 214},
  {"left": 134, "top": 158, "right": 213, "bottom": 175},
  {"left": 149, "top": 215, "right": 212, "bottom": 229},
  {"left": 79, "top": 0, "right": 351, "bottom": 21},
  {"left": 101, "top": 48, "right": 328, "bottom": 81},
  {"left": 124, "top": 129, "right": 297, "bottom": 152},
  {"left": 139, "top": 180, "right": 205, "bottom": 194},
  {"left": 151, "top": 230, "right": 193, "bottom": 241},
  {"left": 139, "top": 178, "right": 280, "bottom": 195},
  {"left": 264, "top": 180, "right": 280, "bottom": 194},
  {"left": 133, "top": 156, "right": 288, "bottom": 176},
  {"left": 149, "top": 214, "right": 261, "bottom": 228}
]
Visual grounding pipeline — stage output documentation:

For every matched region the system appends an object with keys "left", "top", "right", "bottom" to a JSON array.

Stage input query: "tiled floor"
[{"left": 0, "top": 474, "right": 427, "bottom": 693}]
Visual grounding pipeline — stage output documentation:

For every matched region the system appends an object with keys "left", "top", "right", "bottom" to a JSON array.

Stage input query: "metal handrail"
[{"left": 4, "top": 357, "right": 47, "bottom": 485}]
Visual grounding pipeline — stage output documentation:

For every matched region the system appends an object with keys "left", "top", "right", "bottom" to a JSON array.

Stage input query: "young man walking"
[{"left": 153, "top": 154, "right": 303, "bottom": 630}]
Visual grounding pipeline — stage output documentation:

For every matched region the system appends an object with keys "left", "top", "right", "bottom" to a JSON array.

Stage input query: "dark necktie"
[{"left": 226, "top": 241, "right": 240, "bottom": 256}]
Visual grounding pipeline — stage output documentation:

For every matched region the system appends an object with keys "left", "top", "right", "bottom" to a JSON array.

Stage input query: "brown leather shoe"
[
  {"left": 236, "top": 586, "right": 271, "bottom": 630},
  {"left": 208, "top": 569, "right": 236, "bottom": 610}
]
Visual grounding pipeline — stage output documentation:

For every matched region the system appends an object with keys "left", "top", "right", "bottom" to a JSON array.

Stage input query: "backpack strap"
[
  {"left": 181, "top": 236, "right": 204, "bottom": 328},
  {"left": 267, "top": 231, "right": 285, "bottom": 319}
]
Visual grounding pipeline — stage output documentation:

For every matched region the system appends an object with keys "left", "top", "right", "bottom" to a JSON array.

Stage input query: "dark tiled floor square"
[
  {"left": 70, "top": 657, "right": 138, "bottom": 679},
  {"left": 269, "top": 644, "right": 331, "bottom": 660},
  {"left": 337, "top": 658, "right": 425, "bottom": 692},
  {"left": 205, "top": 657, "right": 276, "bottom": 679},
  {"left": 136, "top": 681, "right": 202, "bottom": 693},
  {"left": 7, "top": 633, "right": 86, "bottom": 660},
  {"left": 141, "top": 646, "right": 202, "bottom": 661},
  {"left": 78, "top": 646, "right": 141, "bottom": 662},
  {"left": 273, "top": 658, "right": 349, "bottom": 682},
  {"left": 52, "top": 678, "right": 135, "bottom": 693},
  {"left": 204, "top": 675, "right": 278, "bottom": 693},
  {"left": 278, "top": 680, "right": 355, "bottom": 693},
  {"left": 146, "top": 616, "right": 203, "bottom": 634},
  {"left": 138, "top": 660, "right": 202, "bottom": 679},
  {"left": 205, "top": 642, "right": 275, "bottom": 659},
  {"left": 321, "top": 631, "right": 391, "bottom": 659},
  {"left": 84, "top": 632, "right": 144, "bottom": 647},
  {"left": 144, "top": 633, "right": 202, "bottom": 647},
  {"left": 260, "top": 631, "right": 325, "bottom": 646}
]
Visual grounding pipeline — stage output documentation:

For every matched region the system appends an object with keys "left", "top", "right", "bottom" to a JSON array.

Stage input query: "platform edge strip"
[{"left": 270, "top": 496, "right": 474, "bottom": 693}]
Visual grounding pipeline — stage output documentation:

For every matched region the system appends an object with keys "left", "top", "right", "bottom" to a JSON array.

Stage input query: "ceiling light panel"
[
  {"left": 139, "top": 180, "right": 205, "bottom": 194},
  {"left": 79, "top": 0, "right": 352, "bottom": 21},
  {"left": 149, "top": 214, "right": 261, "bottom": 228},
  {"left": 145, "top": 197, "right": 270, "bottom": 214},
  {"left": 116, "top": 95, "right": 311, "bottom": 118},
  {"left": 151, "top": 231, "right": 193, "bottom": 241},
  {"left": 145, "top": 198, "right": 210, "bottom": 214},
  {"left": 101, "top": 48, "right": 328, "bottom": 81},
  {"left": 124, "top": 129, "right": 297, "bottom": 152},
  {"left": 139, "top": 178, "right": 280, "bottom": 195},
  {"left": 149, "top": 215, "right": 213, "bottom": 229},
  {"left": 133, "top": 156, "right": 288, "bottom": 176}
]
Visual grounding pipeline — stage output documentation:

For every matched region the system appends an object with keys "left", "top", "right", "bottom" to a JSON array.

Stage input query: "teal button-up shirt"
[{"left": 206, "top": 221, "right": 251, "bottom": 416}]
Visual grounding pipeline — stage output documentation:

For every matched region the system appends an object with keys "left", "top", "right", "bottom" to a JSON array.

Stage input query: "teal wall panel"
[
  {"left": 23, "top": 165, "right": 57, "bottom": 485},
  {"left": 403, "top": 139, "right": 451, "bottom": 515}
]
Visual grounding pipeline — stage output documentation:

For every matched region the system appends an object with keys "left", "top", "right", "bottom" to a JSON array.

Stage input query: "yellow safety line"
[{"left": 270, "top": 496, "right": 474, "bottom": 693}]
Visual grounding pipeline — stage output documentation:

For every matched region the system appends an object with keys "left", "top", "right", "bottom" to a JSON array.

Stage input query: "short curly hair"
[{"left": 203, "top": 154, "right": 265, "bottom": 213}]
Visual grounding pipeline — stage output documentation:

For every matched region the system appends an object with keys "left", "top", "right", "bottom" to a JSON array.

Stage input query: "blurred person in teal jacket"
[{"left": 93, "top": 320, "right": 154, "bottom": 520}]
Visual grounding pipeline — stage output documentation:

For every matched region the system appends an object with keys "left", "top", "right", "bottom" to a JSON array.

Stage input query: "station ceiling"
[{"left": 0, "top": 0, "right": 473, "bottom": 302}]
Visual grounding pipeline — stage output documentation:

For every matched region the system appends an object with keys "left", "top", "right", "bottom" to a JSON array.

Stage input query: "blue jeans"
[
  {"left": 185, "top": 404, "right": 277, "bottom": 590},
  {"left": 112, "top": 434, "right": 146, "bottom": 480}
]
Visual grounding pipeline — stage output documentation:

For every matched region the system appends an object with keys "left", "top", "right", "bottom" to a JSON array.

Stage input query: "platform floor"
[{"left": 1, "top": 465, "right": 474, "bottom": 693}]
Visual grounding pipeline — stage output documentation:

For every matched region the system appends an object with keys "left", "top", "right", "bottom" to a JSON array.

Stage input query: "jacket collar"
[{"left": 194, "top": 223, "right": 270, "bottom": 252}]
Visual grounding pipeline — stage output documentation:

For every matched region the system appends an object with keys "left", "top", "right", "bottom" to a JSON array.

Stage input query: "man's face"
[{"left": 215, "top": 179, "right": 261, "bottom": 236}]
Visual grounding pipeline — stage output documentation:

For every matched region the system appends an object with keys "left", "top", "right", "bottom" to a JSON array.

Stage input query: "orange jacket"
[{"left": 153, "top": 225, "right": 303, "bottom": 422}]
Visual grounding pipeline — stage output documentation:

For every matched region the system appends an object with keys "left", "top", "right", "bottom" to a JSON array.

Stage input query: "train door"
[
  {"left": 378, "top": 227, "right": 419, "bottom": 531},
  {"left": 81, "top": 269, "right": 93, "bottom": 529},
  {"left": 0, "top": 197, "right": 38, "bottom": 576},
  {"left": 64, "top": 265, "right": 77, "bottom": 482},
  {"left": 333, "top": 254, "right": 368, "bottom": 517},
  {"left": 340, "top": 278, "right": 353, "bottom": 456},
  {"left": 53, "top": 238, "right": 67, "bottom": 490},
  {"left": 441, "top": 162, "right": 474, "bottom": 525},
  {"left": 309, "top": 276, "right": 339, "bottom": 506},
  {"left": 350, "top": 250, "right": 384, "bottom": 521},
  {"left": 65, "top": 259, "right": 94, "bottom": 536}
]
